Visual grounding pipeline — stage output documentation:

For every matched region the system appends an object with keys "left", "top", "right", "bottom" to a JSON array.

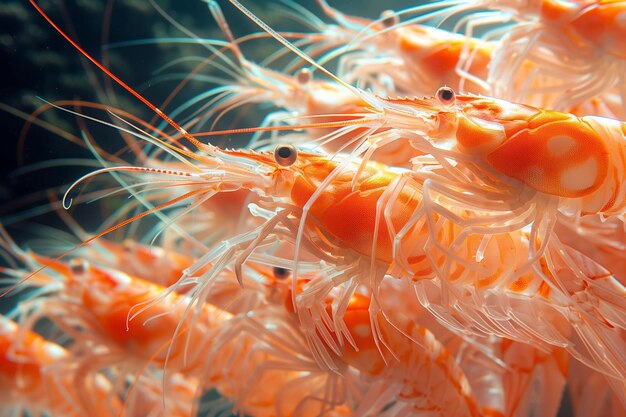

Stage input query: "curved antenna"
[{"left": 29, "top": 0, "right": 216, "bottom": 154}]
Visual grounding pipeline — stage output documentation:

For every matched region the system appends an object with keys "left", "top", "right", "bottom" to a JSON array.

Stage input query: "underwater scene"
[{"left": 1, "top": 1, "right": 626, "bottom": 416}]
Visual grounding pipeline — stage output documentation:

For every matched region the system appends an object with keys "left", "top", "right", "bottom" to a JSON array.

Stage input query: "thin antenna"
[{"left": 29, "top": 0, "right": 217, "bottom": 154}]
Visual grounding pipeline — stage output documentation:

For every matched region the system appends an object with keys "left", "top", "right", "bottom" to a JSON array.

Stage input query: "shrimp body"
[{"left": 313, "top": 0, "right": 495, "bottom": 96}]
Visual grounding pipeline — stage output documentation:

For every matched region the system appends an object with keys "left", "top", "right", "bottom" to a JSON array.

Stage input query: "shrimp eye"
[
  {"left": 69, "top": 258, "right": 88, "bottom": 275},
  {"left": 436, "top": 87, "right": 456, "bottom": 105},
  {"left": 380, "top": 10, "right": 399, "bottom": 28},
  {"left": 297, "top": 68, "right": 311, "bottom": 85},
  {"left": 274, "top": 144, "right": 298, "bottom": 167},
  {"left": 273, "top": 267, "right": 291, "bottom": 280}
]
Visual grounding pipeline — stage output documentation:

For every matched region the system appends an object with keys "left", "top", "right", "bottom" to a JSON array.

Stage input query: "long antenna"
[{"left": 29, "top": 0, "right": 217, "bottom": 154}]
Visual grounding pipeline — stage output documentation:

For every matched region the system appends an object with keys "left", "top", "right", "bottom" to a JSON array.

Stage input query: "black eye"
[
  {"left": 273, "top": 267, "right": 291, "bottom": 280},
  {"left": 69, "top": 258, "right": 88, "bottom": 275},
  {"left": 436, "top": 87, "right": 456, "bottom": 105},
  {"left": 274, "top": 144, "right": 298, "bottom": 167},
  {"left": 297, "top": 68, "right": 311, "bottom": 85},
  {"left": 380, "top": 10, "right": 399, "bottom": 28}
]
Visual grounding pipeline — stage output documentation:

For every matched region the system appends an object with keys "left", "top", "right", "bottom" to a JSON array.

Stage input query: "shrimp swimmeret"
[{"left": 63, "top": 140, "right": 626, "bottom": 404}]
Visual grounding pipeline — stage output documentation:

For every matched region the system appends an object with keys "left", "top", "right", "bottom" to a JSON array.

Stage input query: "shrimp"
[
  {"left": 69, "top": 139, "right": 626, "bottom": 404},
  {"left": 2, "top": 244, "right": 358, "bottom": 417},
  {"left": 430, "top": 0, "right": 626, "bottom": 116},
  {"left": 313, "top": 0, "right": 495, "bottom": 96},
  {"left": 0, "top": 315, "right": 123, "bottom": 417},
  {"left": 373, "top": 88, "right": 626, "bottom": 218}
]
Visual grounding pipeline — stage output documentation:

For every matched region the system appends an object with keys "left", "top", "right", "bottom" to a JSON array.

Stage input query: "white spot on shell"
[
  {"left": 615, "top": 10, "right": 626, "bottom": 29},
  {"left": 561, "top": 157, "right": 598, "bottom": 191},
  {"left": 44, "top": 343, "right": 67, "bottom": 359},
  {"left": 0, "top": 317, "right": 16, "bottom": 334},
  {"left": 547, "top": 135, "right": 576, "bottom": 157},
  {"left": 353, "top": 324, "right": 372, "bottom": 338}
]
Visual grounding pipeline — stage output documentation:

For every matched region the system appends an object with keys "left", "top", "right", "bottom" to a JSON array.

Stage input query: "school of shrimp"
[{"left": 2, "top": 0, "right": 626, "bottom": 416}]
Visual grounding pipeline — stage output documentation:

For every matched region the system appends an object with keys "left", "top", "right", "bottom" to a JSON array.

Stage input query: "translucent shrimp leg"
[{"left": 324, "top": 290, "right": 482, "bottom": 417}]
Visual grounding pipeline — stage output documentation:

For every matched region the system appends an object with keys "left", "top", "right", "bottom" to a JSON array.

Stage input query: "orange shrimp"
[
  {"left": 67, "top": 141, "right": 626, "bottom": 403},
  {"left": 306, "top": 289, "right": 483, "bottom": 417},
  {"left": 436, "top": 0, "right": 626, "bottom": 116},
  {"left": 372, "top": 88, "right": 626, "bottom": 217},
  {"left": 313, "top": 0, "right": 495, "bottom": 96},
  {"left": 0, "top": 315, "right": 122, "bottom": 417},
  {"left": 6, "top": 250, "right": 356, "bottom": 417}
]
